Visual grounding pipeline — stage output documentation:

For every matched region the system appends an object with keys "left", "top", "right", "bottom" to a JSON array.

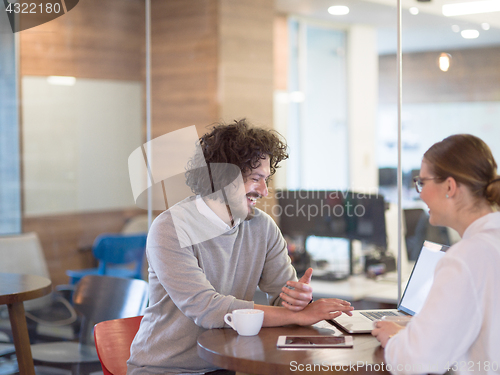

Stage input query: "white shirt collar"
[
  {"left": 462, "top": 211, "right": 500, "bottom": 240},
  {"left": 195, "top": 195, "right": 242, "bottom": 230}
]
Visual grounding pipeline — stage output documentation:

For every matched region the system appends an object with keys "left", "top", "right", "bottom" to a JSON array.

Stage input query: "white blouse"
[{"left": 384, "top": 212, "right": 500, "bottom": 375}]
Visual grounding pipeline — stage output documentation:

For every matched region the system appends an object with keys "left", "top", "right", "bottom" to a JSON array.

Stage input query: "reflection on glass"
[
  {"left": 378, "top": 0, "right": 500, "bottom": 212},
  {"left": 0, "top": 16, "right": 21, "bottom": 235},
  {"left": 13, "top": 0, "right": 146, "bottom": 286}
]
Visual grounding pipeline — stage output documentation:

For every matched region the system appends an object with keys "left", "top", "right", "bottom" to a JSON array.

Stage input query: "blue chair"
[{"left": 66, "top": 233, "right": 147, "bottom": 285}]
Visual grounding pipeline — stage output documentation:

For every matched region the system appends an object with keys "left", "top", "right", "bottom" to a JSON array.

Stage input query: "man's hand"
[
  {"left": 293, "top": 298, "right": 354, "bottom": 326},
  {"left": 255, "top": 297, "right": 353, "bottom": 327},
  {"left": 280, "top": 268, "right": 313, "bottom": 311},
  {"left": 371, "top": 321, "right": 405, "bottom": 348}
]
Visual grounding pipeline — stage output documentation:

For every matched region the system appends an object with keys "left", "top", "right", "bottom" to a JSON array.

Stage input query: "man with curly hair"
[{"left": 127, "top": 120, "right": 353, "bottom": 375}]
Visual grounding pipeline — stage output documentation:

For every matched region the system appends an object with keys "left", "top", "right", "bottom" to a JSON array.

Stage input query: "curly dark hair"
[{"left": 185, "top": 119, "right": 289, "bottom": 197}]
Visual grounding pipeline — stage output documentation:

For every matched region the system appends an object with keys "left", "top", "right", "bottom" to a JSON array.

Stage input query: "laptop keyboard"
[{"left": 360, "top": 311, "right": 399, "bottom": 321}]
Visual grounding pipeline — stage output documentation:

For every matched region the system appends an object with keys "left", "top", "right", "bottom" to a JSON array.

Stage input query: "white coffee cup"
[{"left": 224, "top": 309, "right": 264, "bottom": 336}]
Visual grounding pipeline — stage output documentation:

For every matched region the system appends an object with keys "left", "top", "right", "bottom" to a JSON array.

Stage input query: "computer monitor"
[
  {"left": 305, "top": 235, "right": 351, "bottom": 277},
  {"left": 404, "top": 208, "right": 450, "bottom": 261},
  {"left": 378, "top": 168, "right": 397, "bottom": 187},
  {"left": 276, "top": 190, "right": 387, "bottom": 249}
]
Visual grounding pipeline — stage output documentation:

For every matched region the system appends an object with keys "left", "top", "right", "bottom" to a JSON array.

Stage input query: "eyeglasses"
[{"left": 413, "top": 176, "right": 440, "bottom": 193}]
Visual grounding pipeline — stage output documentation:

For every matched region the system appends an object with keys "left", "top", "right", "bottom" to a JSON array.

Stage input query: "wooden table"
[
  {"left": 198, "top": 324, "right": 390, "bottom": 375},
  {"left": 0, "top": 273, "right": 52, "bottom": 375}
]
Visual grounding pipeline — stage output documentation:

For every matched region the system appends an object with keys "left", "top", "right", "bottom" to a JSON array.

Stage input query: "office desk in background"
[{"left": 197, "top": 323, "right": 389, "bottom": 375}]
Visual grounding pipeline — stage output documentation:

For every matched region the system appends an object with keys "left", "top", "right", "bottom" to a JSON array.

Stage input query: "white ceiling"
[{"left": 275, "top": 0, "right": 500, "bottom": 54}]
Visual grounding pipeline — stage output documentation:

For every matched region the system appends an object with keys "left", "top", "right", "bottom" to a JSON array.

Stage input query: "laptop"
[{"left": 331, "top": 240, "right": 449, "bottom": 333}]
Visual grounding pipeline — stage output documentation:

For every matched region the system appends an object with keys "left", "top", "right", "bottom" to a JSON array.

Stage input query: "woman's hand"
[{"left": 371, "top": 321, "right": 405, "bottom": 348}]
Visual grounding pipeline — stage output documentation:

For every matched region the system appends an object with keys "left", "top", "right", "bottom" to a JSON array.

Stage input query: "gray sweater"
[{"left": 127, "top": 197, "right": 297, "bottom": 374}]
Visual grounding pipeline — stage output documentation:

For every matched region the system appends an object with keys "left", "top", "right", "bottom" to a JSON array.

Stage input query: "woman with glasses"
[{"left": 372, "top": 134, "right": 500, "bottom": 374}]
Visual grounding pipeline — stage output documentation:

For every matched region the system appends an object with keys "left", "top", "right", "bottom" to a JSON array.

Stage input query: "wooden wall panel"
[
  {"left": 379, "top": 46, "right": 500, "bottom": 104},
  {"left": 218, "top": 0, "right": 274, "bottom": 126},
  {"left": 150, "top": 0, "right": 218, "bottom": 138},
  {"left": 20, "top": 0, "right": 145, "bottom": 80}
]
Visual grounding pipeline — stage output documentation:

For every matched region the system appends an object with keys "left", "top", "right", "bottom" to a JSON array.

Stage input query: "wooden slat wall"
[
  {"left": 149, "top": 0, "right": 275, "bottom": 135},
  {"left": 150, "top": 0, "right": 219, "bottom": 138},
  {"left": 218, "top": 0, "right": 274, "bottom": 126},
  {"left": 20, "top": 0, "right": 145, "bottom": 80},
  {"left": 379, "top": 46, "right": 500, "bottom": 103}
]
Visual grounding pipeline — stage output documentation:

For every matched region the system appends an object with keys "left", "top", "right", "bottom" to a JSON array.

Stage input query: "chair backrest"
[
  {"left": 0, "top": 232, "right": 52, "bottom": 310},
  {"left": 92, "top": 233, "right": 147, "bottom": 276},
  {"left": 73, "top": 275, "right": 148, "bottom": 345},
  {"left": 94, "top": 316, "right": 143, "bottom": 375},
  {"left": 121, "top": 215, "right": 150, "bottom": 234}
]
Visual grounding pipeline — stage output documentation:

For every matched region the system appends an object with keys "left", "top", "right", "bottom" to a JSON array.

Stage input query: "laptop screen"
[{"left": 398, "top": 241, "right": 448, "bottom": 316}]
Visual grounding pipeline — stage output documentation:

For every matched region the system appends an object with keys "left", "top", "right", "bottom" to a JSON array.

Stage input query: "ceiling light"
[
  {"left": 438, "top": 53, "right": 451, "bottom": 72},
  {"left": 451, "top": 25, "right": 460, "bottom": 32},
  {"left": 443, "top": 0, "right": 500, "bottom": 16},
  {"left": 461, "top": 29, "right": 480, "bottom": 39},
  {"left": 47, "top": 76, "right": 76, "bottom": 86},
  {"left": 409, "top": 7, "right": 419, "bottom": 15},
  {"left": 481, "top": 23, "right": 490, "bottom": 30},
  {"left": 328, "top": 5, "right": 350, "bottom": 15}
]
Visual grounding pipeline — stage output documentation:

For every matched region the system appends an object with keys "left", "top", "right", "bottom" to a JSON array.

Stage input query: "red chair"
[{"left": 94, "top": 316, "right": 143, "bottom": 375}]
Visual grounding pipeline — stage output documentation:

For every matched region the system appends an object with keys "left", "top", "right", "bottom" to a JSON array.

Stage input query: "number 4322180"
[{"left": 5, "top": 2, "right": 62, "bottom": 14}]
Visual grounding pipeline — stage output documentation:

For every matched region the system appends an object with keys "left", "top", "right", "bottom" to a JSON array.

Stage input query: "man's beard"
[{"left": 245, "top": 206, "right": 255, "bottom": 221}]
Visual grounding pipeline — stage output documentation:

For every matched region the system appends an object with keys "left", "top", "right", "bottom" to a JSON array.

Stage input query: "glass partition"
[
  {"left": 1, "top": 0, "right": 146, "bottom": 286},
  {"left": 0, "top": 14, "right": 21, "bottom": 235},
  {"left": 274, "top": 0, "right": 401, "bottom": 279},
  {"left": 284, "top": 18, "right": 348, "bottom": 190},
  {"left": 397, "top": 0, "right": 500, "bottom": 259}
]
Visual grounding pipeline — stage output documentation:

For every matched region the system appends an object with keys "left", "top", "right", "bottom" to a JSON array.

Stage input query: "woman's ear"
[{"left": 445, "top": 176, "right": 458, "bottom": 198}]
